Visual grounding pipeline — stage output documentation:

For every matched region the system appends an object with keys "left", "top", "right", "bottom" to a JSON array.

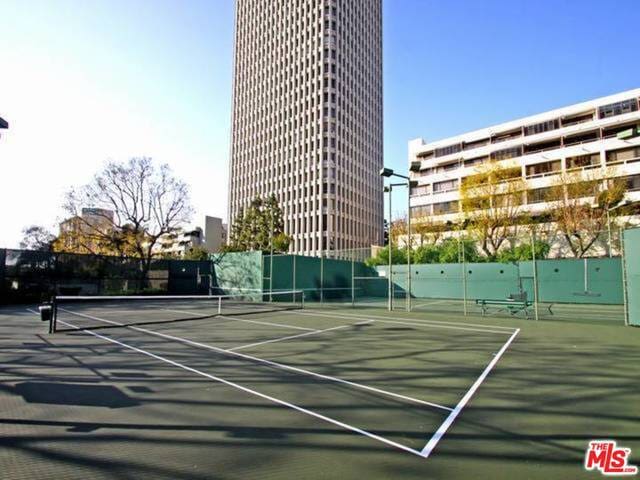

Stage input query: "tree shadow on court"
[
  {"left": 11, "top": 382, "right": 139, "bottom": 408},
  {"left": 2, "top": 307, "right": 640, "bottom": 479}
]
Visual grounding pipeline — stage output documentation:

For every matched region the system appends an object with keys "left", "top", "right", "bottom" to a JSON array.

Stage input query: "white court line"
[
  {"left": 58, "top": 308, "right": 452, "bottom": 412},
  {"left": 420, "top": 328, "right": 521, "bottom": 458},
  {"left": 228, "top": 323, "right": 358, "bottom": 351},
  {"left": 411, "top": 299, "right": 454, "bottom": 308},
  {"left": 303, "top": 308, "right": 517, "bottom": 332},
  {"left": 296, "top": 310, "right": 514, "bottom": 335},
  {"left": 50, "top": 316, "right": 425, "bottom": 458},
  {"left": 162, "top": 308, "right": 317, "bottom": 332}
]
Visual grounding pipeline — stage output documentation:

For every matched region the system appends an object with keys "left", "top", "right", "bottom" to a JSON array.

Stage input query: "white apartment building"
[
  {"left": 228, "top": 0, "right": 384, "bottom": 256},
  {"left": 153, "top": 216, "right": 227, "bottom": 257},
  {"left": 409, "top": 88, "right": 640, "bottom": 224},
  {"left": 153, "top": 228, "right": 205, "bottom": 258}
]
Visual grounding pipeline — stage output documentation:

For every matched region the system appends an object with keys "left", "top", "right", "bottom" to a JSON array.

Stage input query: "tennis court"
[{"left": 1, "top": 293, "right": 639, "bottom": 479}]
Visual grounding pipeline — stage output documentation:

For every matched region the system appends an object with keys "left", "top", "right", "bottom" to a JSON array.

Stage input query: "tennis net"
[{"left": 50, "top": 290, "right": 304, "bottom": 332}]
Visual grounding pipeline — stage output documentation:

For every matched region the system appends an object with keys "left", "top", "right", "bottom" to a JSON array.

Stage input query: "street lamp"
[{"left": 380, "top": 167, "right": 417, "bottom": 312}]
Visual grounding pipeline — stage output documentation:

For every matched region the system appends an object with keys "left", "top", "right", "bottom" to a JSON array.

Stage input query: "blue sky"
[{"left": 1, "top": 0, "right": 639, "bottom": 247}]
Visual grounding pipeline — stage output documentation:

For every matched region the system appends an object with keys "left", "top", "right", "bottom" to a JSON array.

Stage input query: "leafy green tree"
[
  {"left": 183, "top": 245, "right": 210, "bottom": 261},
  {"left": 495, "top": 240, "right": 550, "bottom": 263},
  {"left": 437, "top": 238, "right": 481, "bottom": 263},
  {"left": 412, "top": 244, "right": 441, "bottom": 264},
  {"left": 364, "top": 246, "right": 407, "bottom": 267},
  {"left": 227, "top": 195, "right": 290, "bottom": 252}
]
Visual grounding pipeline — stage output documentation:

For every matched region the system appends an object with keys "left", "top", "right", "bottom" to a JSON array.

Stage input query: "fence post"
[
  {"left": 320, "top": 254, "right": 324, "bottom": 305},
  {"left": 269, "top": 253, "right": 274, "bottom": 301},
  {"left": 620, "top": 228, "right": 629, "bottom": 326},
  {"left": 461, "top": 234, "right": 468, "bottom": 316},
  {"left": 531, "top": 230, "right": 540, "bottom": 321},
  {"left": 293, "top": 255, "right": 296, "bottom": 298}
]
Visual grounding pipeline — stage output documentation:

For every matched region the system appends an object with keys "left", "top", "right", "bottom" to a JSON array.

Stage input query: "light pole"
[
  {"left": 606, "top": 203, "right": 627, "bottom": 258},
  {"left": 384, "top": 185, "right": 393, "bottom": 311},
  {"left": 380, "top": 168, "right": 418, "bottom": 312},
  {"left": 269, "top": 210, "right": 274, "bottom": 301}
]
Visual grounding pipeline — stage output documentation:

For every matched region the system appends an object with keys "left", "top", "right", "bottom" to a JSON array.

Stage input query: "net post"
[
  {"left": 301, "top": 290, "right": 305, "bottom": 310},
  {"left": 351, "top": 251, "right": 355, "bottom": 308},
  {"left": 50, "top": 296, "right": 57, "bottom": 334},
  {"left": 218, "top": 296, "right": 222, "bottom": 314},
  {"left": 621, "top": 227, "right": 629, "bottom": 326},
  {"left": 530, "top": 230, "right": 540, "bottom": 321}
]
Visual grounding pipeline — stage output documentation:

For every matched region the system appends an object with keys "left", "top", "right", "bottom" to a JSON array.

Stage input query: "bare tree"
[
  {"left": 19, "top": 225, "right": 56, "bottom": 251},
  {"left": 63, "top": 157, "right": 193, "bottom": 285}
]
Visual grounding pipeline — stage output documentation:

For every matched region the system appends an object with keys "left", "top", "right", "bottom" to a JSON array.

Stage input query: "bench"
[{"left": 475, "top": 298, "right": 554, "bottom": 319}]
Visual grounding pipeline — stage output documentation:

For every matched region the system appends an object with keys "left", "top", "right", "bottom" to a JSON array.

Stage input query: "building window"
[
  {"left": 606, "top": 146, "right": 640, "bottom": 165},
  {"left": 524, "top": 119, "right": 559, "bottom": 136},
  {"left": 523, "top": 138, "right": 562, "bottom": 154},
  {"left": 525, "top": 160, "right": 561, "bottom": 178},
  {"left": 410, "top": 185, "right": 430, "bottom": 196},
  {"left": 490, "top": 146, "right": 523, "bottom": 161},
  {"left": 561, "top": 111, "right": 594, "bottom": 127},
  {"left": 433, "top": 179, "right": 459, "bottom": 193},
  {"left": 464, "top": 156, "right": 488, "bottom": 168},
  {"left": 598, "top": 99, "right": 638, "bottom": 119},
  {"left": 433, "top": 201, "right": 458, "bottom": 215},
  {"left": 626, "top": 174, "right": 640, "bottom": 192},
  {"left": 567, "top": 153, "right": 600, "bottom": 170},
  {"left": 491, "top": 128, "right": 522, "bottom": 143},
  {"left": 410, "top": 205, "right": 431, "bottom": 217},
  {"left": 527, "top": 187, "right": 553, "bottom": 204},
  {"left": 563, "top": 130, "right": 600, "bottom": 146},
  {"left": 434, "top": 143, "right": 462, "bottom": 158},
  {"left": 463, "top": 138, "right": 490, "bottom": 151}
]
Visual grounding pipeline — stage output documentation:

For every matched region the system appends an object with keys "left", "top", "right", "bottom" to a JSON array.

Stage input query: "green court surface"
[{"left": 1, "top": 303, "right": 638, "bottom": 479}]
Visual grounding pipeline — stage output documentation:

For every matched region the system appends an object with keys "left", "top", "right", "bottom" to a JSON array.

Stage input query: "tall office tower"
[{"left": 228, "top": 0, "right": 384, "bottom": 256}]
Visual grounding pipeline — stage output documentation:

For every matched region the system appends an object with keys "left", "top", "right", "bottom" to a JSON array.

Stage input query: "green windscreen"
[{"left": 623, "top": 228, "right": 640, "bottom": 326}]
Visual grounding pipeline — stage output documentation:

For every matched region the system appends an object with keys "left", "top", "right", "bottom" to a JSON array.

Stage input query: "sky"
[{"left": 1, "top": 0, "right": 639, "bottom": 248}]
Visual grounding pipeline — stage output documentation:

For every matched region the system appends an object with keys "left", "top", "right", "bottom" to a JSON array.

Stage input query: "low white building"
[
  {"left": 153, "top": 228, "right": 204, "bottom": 258},
  {"left": 409, "top": 88, "right": 640, "bottom": 224},
  {"left": 204, "top": 216, "right": 227, "bottom": 253},
  {"left": 152, "top": 216, "right": 227, "bottom": 258}
]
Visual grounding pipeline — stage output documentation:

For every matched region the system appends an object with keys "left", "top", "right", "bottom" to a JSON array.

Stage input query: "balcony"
[
  {"left": 525, "top": 160, "right": 561, "bottom": 179},
  {"left": 606, "top": 146, "right": 640, "bottom": 166},
  {"left": 563, "top": 130, "right": 600, "bottom": 147},
  {"left": 523, "top": 139, "right": 562, "bottom": 155}
]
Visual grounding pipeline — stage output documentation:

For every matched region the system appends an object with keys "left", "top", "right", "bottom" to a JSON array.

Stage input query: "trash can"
[{"left": 39, "top": 303, "right": 55, "bottom": 333}]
